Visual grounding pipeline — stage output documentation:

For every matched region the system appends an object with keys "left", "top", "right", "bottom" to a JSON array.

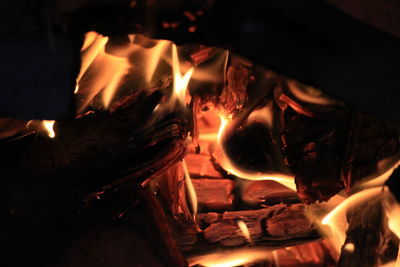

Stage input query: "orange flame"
[
  {"left": 101, "top": 59, "right": 129, "bottom": 108},
  {"left": 77, "top": 32, "right": 109, "bottom": 85},
  {"left": 172, "top": 44, "right": 194, "bottom": 105},
  {"left": 216, "top": 115, "right": 296, "bottom": 190},
  {"left": 188, "top": 248, "right": 272, "bottom": 267},
  {"left": 145, "top": 40, "right": 170, "bottom": 83},
  {"left": 77, "top": 51, "right": 129, "bottom": 112},
  {"left": 320, "top": 187, "right": 382, "bottom": 252}
]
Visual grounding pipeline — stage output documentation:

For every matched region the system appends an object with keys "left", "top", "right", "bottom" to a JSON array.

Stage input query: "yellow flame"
[
  {"left": 343, "top": 242, "right": 355, "bottom": 252},
  {"left": 216, "top": 115, "right": 296, "bottom": 191},
  {"left": 77, "top": 52, "right": 129, "bottom": 112},
  {"left": 188, "top": 248, "right": 272, "bottom": 267},
  {"left": 81, "top": 31, "right": 99, "bottom": 51},
  {"left": 42, "top": 120, "right": 56, "bottom": 138},
  {"left": 77, "top": 33, "right": 109, "bottom": 82},
  {"left": 182, "top": 159, "right": 198, "bottom": 219},
  {"left": 102, "top": 59, "right": 129, "bottom": 108},
  {"left": 145, "top": 40, "right": 170, "bottom": 83},
  {"left": 357, "top": 160, "right": 400, "bottom": 189},
  {"left": 172, "top": 44, "right": 194, "bottom": 105},
  {"left": 236, "top": 219, "right": 252, "bottom": 243},
  {"left": 321, "top": 187, "right": 383, "bottom": 253}
]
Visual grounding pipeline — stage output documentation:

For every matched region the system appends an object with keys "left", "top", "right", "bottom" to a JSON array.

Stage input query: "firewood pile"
[{"left": 1, "top": 24, "right": 400, "bottom": 267}]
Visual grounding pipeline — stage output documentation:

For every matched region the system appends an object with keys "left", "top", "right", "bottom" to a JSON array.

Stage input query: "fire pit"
[{"left": 1, "top": 1, "right": 400, "bottom": 267}]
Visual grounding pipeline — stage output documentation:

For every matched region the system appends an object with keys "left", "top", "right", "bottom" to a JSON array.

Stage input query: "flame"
[
  {"left": 320, "top": 187, "right": 383, "bottom": 253},
  {"left": 188, "top": 248, "right": 272, "bottom": 267},
  {"left": 101, "top": 59, "right": 129, "bottom": 108},
  {"left": 236, "top": 219, "right": 252, "bottom": 243},
  {"left": 182, "top": 159, "right": 198, "bottom": 219},
  {"left": 246, "top": 104, "right": 274, "bottom": 129},
  {"left": 287, "top": 80, "right": 334, "bottom": 105},
  {"left": 382, "top": 190, "right": 400, "bottom": 267},
  {"left": 77, "top": 32, "right": 109, "bottom": 83},
  {"left": 343, "top": 242, "right": 355, "bottom": 252},
  {"left": 77, "top": 51, "right": 129, "bottom": 112},
  {"left": 42, "top": 120, "right": 56, "bottom": 138},
  {"left": 81, "top": 31, "right": 99, "bottom": 51},
  {"left": 172, "top": 44, "right": 194, "bottom": 105},
  {"left": 357, "top": 160, "right": 400, "bottom": 189},
  {"left": 216, "top": 115, "right": 296, "bottom": 191},
  {"left": 145, "top": 40, "right": 170, "bottom": 83}
]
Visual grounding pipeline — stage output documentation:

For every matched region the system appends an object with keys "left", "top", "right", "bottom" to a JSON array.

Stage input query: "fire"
[
  {"left": 320, "top": 187, "right": 383, "bottom": 253},
  {"left": 188, "top": 248, "right": 272, "bottom": 267},
  {"left": 77, "top": 51, "right": 129, "bottom": 112},
  {"left": 216, "top": 115, "right": 296, "bottom": 191},
  {"left": 236, "top": 219, "right": 252, "bottom": 243},
  {"left": 77, "top": 32, "right": 109, "bottom": 86},
  {"left": 42, "top": 120, "right": 56, "bottom": 138},
  {"left": 172, "top": 44, "right": 194, "bottom": 105},
  {"left": 26, "top": 120, "right": 56, "bottom": 138},
  {"left": 101, "top": 58, "right": 129, "bottom": 108},
  {"left": 145, "top": 40, "right": 170, "bottom": 83},
  {"left": 182, "top": 159, "right": 198, "bottom": 220}
]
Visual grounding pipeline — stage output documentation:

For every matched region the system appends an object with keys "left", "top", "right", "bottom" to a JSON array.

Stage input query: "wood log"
[
  {"left": 191, "top": 179, "right": 235, "bottom": 211},
  {"left": 189, "top": 204, "right": 318, "bottom": 250},
  {"left": 242, "top": 180, "right": 299, "bottom": 207},
  {"left": 0, "top": 90, "right": 189, "bottom": 265},
  {"left": 338, "top": 199, "right": 399, "bottom": 267},
  {"left": 185, "top": 153, "right": 223, "bottom": 179}
]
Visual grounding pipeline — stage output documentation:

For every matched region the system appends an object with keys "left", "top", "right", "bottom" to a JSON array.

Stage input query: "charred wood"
[
  {"left": 184, "top": 204, "right": 318, "bottom": 252},
  {"left": 338, "top": 199, "right": 399, "bottom": 267}
]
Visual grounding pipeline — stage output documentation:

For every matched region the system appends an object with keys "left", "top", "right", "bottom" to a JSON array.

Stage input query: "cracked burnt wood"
[
  {"left": 278, "top": 81, "right": 400, "bottom": 202},
  {"left": 182, "top": 203, "right": 319, "bottom": 254},
  {"left": 0, "top": 90, "right": 188, "bottom": 266},
  {"left": 338, "top": 198, "right": 399, "bottom": 267}
]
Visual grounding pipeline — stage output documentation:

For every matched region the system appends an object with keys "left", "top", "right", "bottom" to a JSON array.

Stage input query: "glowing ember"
[
  {"left": 188, "top": 248, "right": 272, "bottom": 267},
  {"left": 236, "top": 219, "right": 252, "bottom": 243}
]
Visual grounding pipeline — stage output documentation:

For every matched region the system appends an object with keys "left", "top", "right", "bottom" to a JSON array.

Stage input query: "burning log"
[
  {"left": 338, "top": 198, "right": 399, "bottom": 267},
  {"left": 189, "top": 204, "right": 318, "bottom": 251},
  {"left": 0, "top": 89, "right": 190, "bottom": 265}
]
